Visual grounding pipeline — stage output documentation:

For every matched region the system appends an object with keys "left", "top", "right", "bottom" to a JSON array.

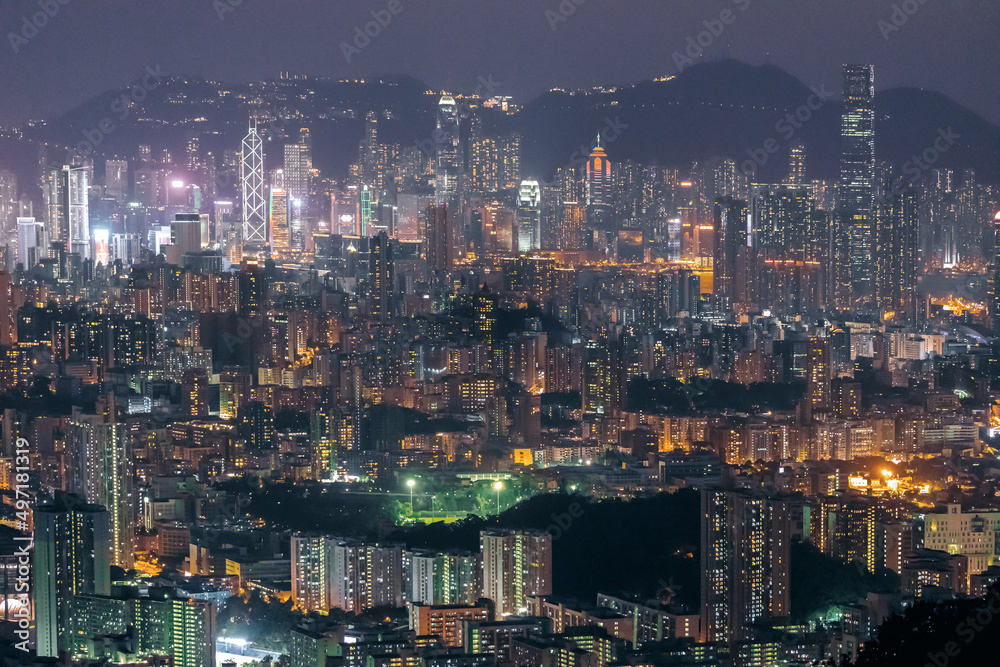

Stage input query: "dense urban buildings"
[{"left": 0, "top": 5, "right": 998, "bottom": 664}]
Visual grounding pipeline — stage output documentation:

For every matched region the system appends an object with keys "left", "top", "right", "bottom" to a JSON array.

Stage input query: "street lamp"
[
  {"left": 407, "top": 479, "right": 415, "bottom": 509},
  {"left": 493, "top": 481, "right": 503, "bottom": 515}
]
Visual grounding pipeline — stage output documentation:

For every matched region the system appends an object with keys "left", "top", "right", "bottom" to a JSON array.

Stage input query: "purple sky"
[{"left": 1, "top": 0, "right": 997, "bottom": 124}]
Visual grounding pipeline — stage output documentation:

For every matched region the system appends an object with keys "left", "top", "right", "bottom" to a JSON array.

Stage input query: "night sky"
[{"left": 1, "top": 0, "right": 997, "bottom": 125}]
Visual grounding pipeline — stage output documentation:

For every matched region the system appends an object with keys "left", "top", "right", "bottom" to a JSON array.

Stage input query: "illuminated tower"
[
  {"left": 65, "top": 165, "right": 90, "bottom": 258},
  {"left": 360, "top": 185, "right": 373, "bottom": 236},
  {"left": 517, "top": 180, "right": 541, "bottom": 252},
  {"left": 270, "top": 186, "right": 290, "bottom": 256},
  {"left": 840, "top": 64, "right": 875, "bottom": 296},
  {"left": 241, "top": 120, "right": 268, "bottom": 245},
  {"left": 426, "top": 203, "right": 451, "bottom": 274},
  {"left": 713, "top": 197, "right": 751, "bottom": 313},
  {"left": 65, "top": 398, "right": 134, "bottom": 570},
  {"left": 786, "top": 143, "right": 806, "bottom": 186},
  {"left": 34, "top": 494, "right": 111, "bottom": 658},
  {"left": 701, "top": 490, "right": 790, "bottom": 644},
  {"left": 806, "top": 337, "right": 832, "bottom": 413},
  {"left": 361, "top": 111, "right": 379, "bottom": 186},
  {"left": 435, "top": 96, "right": 461, "bottom": 206},
  {"left": 42, "top": 165, "right": 66, "bottom": 243},
  {"left": 368, "top": 231, "right": 394, "bottom": 325},
  {"left": 182, "top": 368, "right": 209, "bottom": 418},
  {"left": 585, "top": 135, "right": 611, "bottom": 207},
  {"left": 874, "top": 187, "right": 919, "bottom": 323},
  {"left": 283, "top": 133, "right": 312, "bottom": 202},
  {"left": 480, "top": 529, "right": 552, "bottom": 617},
  {"left": 993, "top": 212, "right": 1000, "bottom": 336},
  {"left": 473, "top": 284, "right": 498, "bottom": 353}
]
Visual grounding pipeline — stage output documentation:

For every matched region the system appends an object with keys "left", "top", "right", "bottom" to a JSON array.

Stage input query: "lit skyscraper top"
[
  {"left": 435, "top": 96, "right": 460, "bottom": 206},
  {"left": 586, "top": 135, "right": 611, "bottom": 207},
  {"left": 840, "top": 64, "right": 875, "bottom": 296}
]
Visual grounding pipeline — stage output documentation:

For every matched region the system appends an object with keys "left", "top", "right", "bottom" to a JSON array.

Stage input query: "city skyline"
[{"left": 2, "top": 3, "right": 1000, "bottom": 665}]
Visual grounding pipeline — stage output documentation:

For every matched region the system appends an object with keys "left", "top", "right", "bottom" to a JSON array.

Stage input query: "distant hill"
[{"left": 7, "top": 59, "right": 999, "bottom": 194}]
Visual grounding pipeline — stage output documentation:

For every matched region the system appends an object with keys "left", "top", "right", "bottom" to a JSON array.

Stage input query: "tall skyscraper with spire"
[
  {"left": 241, "top": 119, "right": 267, "bottom": 247},
  {"left": 585, "top": 134, "right": 611, "bottom": 207},
  {"left": 840, "top": 64, "right": 876, "bottom": 297},
  {"left": 434, "top": 96, "right": 461, "bottom": 206}
]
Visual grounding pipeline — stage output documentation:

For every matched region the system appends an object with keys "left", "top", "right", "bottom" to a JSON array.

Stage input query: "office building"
[
  {"left": 875, "top": 187, "right": 919, "bottom": 323},
  {"left": 435, "top": 96, "right": 461, "bottom": 206},
  {"left": 713, "top": 197, "right": 751, "bottom": 313},
  {"left": 840, "top": 64, "right": 876, "bottom": 295},
  {"left": 368, "top": 231, "right": 394, "bottom": 324},
  {"left": 34, "top": 494, "right": 111, "bottom": 658},
  {"left": 242, "top": 120, "right": 268, "bottom": 245}
]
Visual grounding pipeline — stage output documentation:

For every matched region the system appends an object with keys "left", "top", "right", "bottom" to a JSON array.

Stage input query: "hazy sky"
[{"left": 1, "top": 0, "right": 997, "bottom": 124}]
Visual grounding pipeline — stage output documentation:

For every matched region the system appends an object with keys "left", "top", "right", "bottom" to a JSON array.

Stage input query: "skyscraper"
[
  {"left": 270, "top": 186, "right": 290, "bottom": 256},
  {"left": 993, "top": 212, "right": 1000, "bottom": 336},
  {"left": 65, "top": 397, "right": 134, "bottom": 569},
  {"left": 43, "top": 165, "right": 66, "bottom": 243},
  {"left": 291, "top": 534, "right": 331, "bottom": 612},
  {"left": 135, "top": 593, "right": 216, "bottom": 667},
  {"left": 585, "top": 136, "right": 611, "bottom": 208},
  {"left": 875, "top": 187, "right": 919, "bottom": 323},
  {"left": 840, "top": 64, "right": 876, "bottom": 296},
  {"left": 16, "top": 217, "right": 46, "bottom": 270},
  {"left": 713, "top": 197, "right": 751, "bottom": 313},
  {"left": 786, "top": 143, "right": 806, "bottom": 186},
  {"left": 34, "top": 494, "right": 112, "bottom": 658},
  {"left": 480, "top": 529, "right": 552, "bottom": 618},
  {"left": 0, "top": 170, "right": 17, "bottom": 263},
  {"left": 426, "top": 203, "right": 451, "bottom": 275},
  {"left": 806, "top": 337, "right": 832, "bottom": 413},
  {"left": 517, "top": 180, "right": 541, "bottom": 252},
  {"left": 368, "top": 230, "right": 394, "bottom": 324},
  {"left": 284, "top": 132, "right": 312, "bottom": 203},
  {"left": 65, "top": 165, "right": 90, "bottom": 258},
  {"left": 241, "top": 120, "right": 267, "bottom": 246},
  {"left": 182, "top": 368, "right": 210, "bottom": 418},
  {"left": 435, "top": 96, "right": 461, "bottom": 206},
  {"left": 361, "top": 112, "right": 379, "bottom": 187},
  {"left": 701, "top": 490, "right": 790, "bottom": 644}
]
